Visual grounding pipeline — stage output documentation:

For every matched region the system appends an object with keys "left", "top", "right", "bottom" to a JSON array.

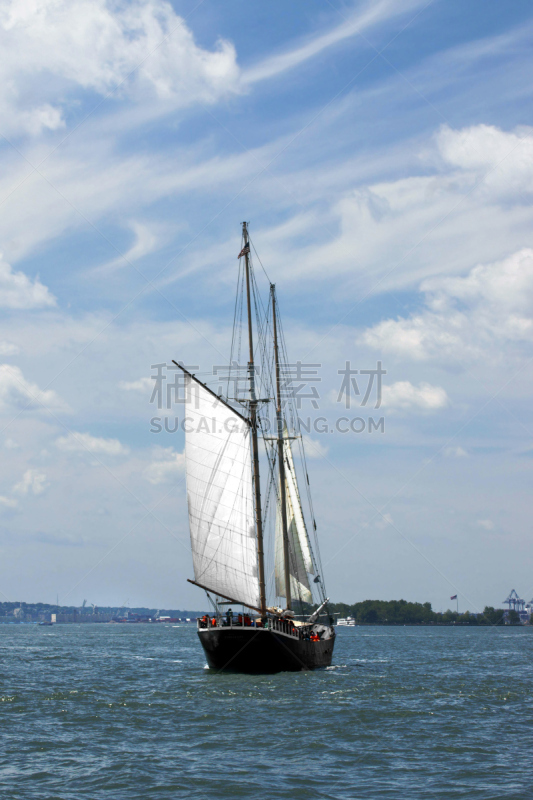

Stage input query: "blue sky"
[{"left": 1, "top": 0, "right": 533, "bottom": 612}]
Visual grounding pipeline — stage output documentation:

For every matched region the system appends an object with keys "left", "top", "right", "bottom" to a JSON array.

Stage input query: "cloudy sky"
[{"left": 1, "top": 0, "right": 532, "bottom": 612}]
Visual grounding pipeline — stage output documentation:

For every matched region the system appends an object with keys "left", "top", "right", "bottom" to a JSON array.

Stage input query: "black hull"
[{"left": 198, "top": 627, "right": 335, "bottom": 673}]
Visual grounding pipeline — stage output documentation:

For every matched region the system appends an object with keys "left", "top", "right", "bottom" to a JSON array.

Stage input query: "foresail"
[
  {"left": 275, "top": 490, "right": 312, "bottom": 604},
  {"left": 275, "top": 429, "right": 314, "bottom": 604},
  {"left": 284, "top": 431, "right": 314, "bottom": 574},
  {"left": 184, "top": 374, "right": 260, "bottom": 609}
]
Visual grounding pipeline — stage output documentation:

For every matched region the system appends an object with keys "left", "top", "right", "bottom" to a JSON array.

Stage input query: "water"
[{"left": 1, "top": 624, "right": 532, "bottom": 799}]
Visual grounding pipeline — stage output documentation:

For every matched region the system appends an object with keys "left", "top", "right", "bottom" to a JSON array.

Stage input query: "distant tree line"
[
  {"left": 0, "top": 599, "right": 521, "bottom": 626},
  {"left": 0, "top": 601, "right": 205, "bottom": 620},
  {"left": 319, "top": 600, "right": 519, "bottom": 626}
]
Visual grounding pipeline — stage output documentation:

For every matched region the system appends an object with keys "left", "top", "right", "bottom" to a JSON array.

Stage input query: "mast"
[
  {"left": 242, "top": 222, "right": 267, "bottom": 617},
  {"left": 271, "top": 284, "right": 292, "bottom": 610}
]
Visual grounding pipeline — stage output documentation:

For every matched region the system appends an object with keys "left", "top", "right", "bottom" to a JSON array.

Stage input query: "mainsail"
[
  {"left": 183, "top": 373, "right": 260, "bottom": 609},
  {"left": 275, "top": 429, "right": 314, "bottom": 604}
]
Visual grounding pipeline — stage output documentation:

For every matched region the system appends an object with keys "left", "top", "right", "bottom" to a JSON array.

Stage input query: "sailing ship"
[{"left": 174, "top": 222, "right": 335, "bottom": 673}]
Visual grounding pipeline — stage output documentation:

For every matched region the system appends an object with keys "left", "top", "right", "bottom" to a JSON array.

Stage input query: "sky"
[{"left": 1, "top": 0, "right": 533, "bottom": 613}]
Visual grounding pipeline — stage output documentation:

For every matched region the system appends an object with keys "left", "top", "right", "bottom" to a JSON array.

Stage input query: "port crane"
[{"left": 503, "top": 590, "right": 525, "bottom": 613}]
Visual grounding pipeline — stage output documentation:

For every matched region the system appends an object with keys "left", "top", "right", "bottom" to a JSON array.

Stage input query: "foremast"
[
  {"left": 242, "top": 222, "right": 267, "bottom": 618},
  {"left": 271, "top": 284, "right": 292, "bottom": 610}
]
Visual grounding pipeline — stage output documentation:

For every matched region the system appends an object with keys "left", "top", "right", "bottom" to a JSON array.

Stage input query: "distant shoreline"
[
  {"left": 0, "top": 618, "right": 525, "bottom": 628},
  {"left": 0, "top": 598, "right": 524, "bottom": 626}
]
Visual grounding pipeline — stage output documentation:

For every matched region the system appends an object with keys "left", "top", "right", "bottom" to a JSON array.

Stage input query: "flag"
[
  {"left": 237, "top": 244, "right": 250, "bottom": 259},
  {"left": 450, "top": 595, "right": 457, "bottom": 600}
]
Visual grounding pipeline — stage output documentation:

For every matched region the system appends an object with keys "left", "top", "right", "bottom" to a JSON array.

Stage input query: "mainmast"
[
  {"left": 242, "top": 222, "right": 267, "bottom": 617},
  {"left": 271, "top": 284, "right": 292, "bottom": 610}
]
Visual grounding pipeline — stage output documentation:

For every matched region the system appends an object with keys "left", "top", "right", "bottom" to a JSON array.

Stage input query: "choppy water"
[{"left": 1, "top": 624, "right": 533, "bottom": 799}]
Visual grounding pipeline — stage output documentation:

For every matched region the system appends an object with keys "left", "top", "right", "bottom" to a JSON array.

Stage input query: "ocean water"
[{"left": 1, "top": 624, "right": 532, "bottom": 799}]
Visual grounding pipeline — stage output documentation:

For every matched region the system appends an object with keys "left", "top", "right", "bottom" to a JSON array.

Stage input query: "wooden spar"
[
  {"left": 187, "top": 579, "right": 263, "bottom": 616},
  {"left": 171, "top": 361, "right": 250, "bottom": 424},
  {"left": 242, "top": 222, "right": 267, "bottom": 618},
  {"left": 271, "top": 284, "right": 292, "bottom": 610}
]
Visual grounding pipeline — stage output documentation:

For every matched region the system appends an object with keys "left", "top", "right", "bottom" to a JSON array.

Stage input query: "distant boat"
[
  {"left": 39, "top": 621, "right": 53, "bottom": 626},
  {"left": 337, "top": 617, "right": 356, "bottom": 627},
  {"left": 175, "top": 222, "right": 335, "bottom": 673}
]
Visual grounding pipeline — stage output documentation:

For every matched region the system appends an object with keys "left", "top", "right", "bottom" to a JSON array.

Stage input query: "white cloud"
[
  {"left": 361, "top": 249, "right": 533, "bottom": 363},
  {"left": 13, "top": 469, "right": 47, "bottom": 496},
  {"left": 361, "top": 317, "right": 434, "bottom": 361},
  {"left": 423, "top": 248, "right": 533, "bottom": 315},
  {"left": 0, "top": 0, "right": 241, "bottom": 137},
  {"left": 0, "top": 364, "right": 67, "bottom": 412},
  {"left": 444, "top": 446, "right": 468, "bottom": 458},
  {"left": 0, "top": 255, "right": 56, "bottom": 309},
  {"left": 381, "top": 381, "right": 449, "bottom": 411},
  {"left": 477, "top": 519, "right": 494, "bottom": 531},
  {"left": 248, "top": 123, "right": 533, "bottom": 300},
  {"left": 92, "top": 220, "right": 163, "bottom": 275},
  {"left": 244, "top": 0, "right": 427, "bottom": 84},
  {"left": 0, "top": 124, "right": 269, "bottom": 265},
  {"left": 119, "top": 377, "right": 152, "bottom": 393},
  {"left": 375, "top": 512, "right": 393, "bottom": 530},
  {"left": 144, "top": 448, "right": 184, "bottom": 484},
  {"left": 56, "top": 431, "right": 129, "bottom": 456},
  {"left": 0, "top": 341, "right": 19, "bottom": 355},
  {"left": 302, "top": 435, "right": 329, "bottom": 459},
  {"left": 436, "top": 123, "right": 533, "bottom": 199},
  {"left": 0, "top": 495, "right": 18, "bottom": 509}
]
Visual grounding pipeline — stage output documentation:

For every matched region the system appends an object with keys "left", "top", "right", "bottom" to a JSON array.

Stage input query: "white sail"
[
  {"left": 275, "top": 429, "right": 314, "bottom": 604},
  {"left": 284, "top": 432, "right": 314, "bottom": 574},
  {"left": 184, "top": 374, "right": 260, "bottom": 609}
]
